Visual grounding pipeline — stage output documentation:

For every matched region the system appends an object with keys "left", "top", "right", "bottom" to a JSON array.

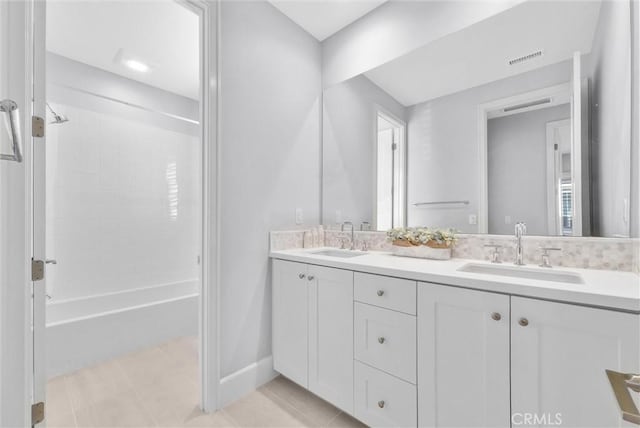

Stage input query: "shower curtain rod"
[{"left": 53, "top": 83, "right": 201, "bottom": 126}]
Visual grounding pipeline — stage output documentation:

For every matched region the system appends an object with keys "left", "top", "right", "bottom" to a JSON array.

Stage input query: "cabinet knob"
[
  {"left": 298, "top": 273, "right": 306, "bottom": 279},
  {"left": 519, "top": 317, "right": 529, "bottom": 327},
  {"left": 377, "top": 290, "right": 384, "bottom": 297},
  {"left": 491, "top": 312, "right": 501, "bottom": 321},
  {"left": 377, "top": 400, "right": 385, "bottom": 409},
  {"left": 307, "top": 275, "right": 314, "bottom": 281},
  {"left": 378, "top": 337, "right": 385, "bottom": 344}
]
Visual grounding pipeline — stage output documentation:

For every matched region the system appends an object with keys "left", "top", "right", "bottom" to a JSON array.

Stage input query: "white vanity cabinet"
[
  {"left": 272, "top": 260, "right": 309, "bottom": 388},
  {"left": 511, "top": 297, "right": 640, "bottom": 428},
  {"left": 417, "top": 283, "right": 511, "bottom": 428},
  {"left": 307, "top": 265, "right": 354, "bottom": 413},
  {"left": 272, "top": 260, "right": 354, "bottom": 413},
  {"left": 272, "top": 255, "right": 640, "bottom": 428}
]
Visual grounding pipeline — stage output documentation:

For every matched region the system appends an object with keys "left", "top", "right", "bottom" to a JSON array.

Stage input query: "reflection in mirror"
[{"left": 322, "top": 0, "right": 634, "bottom": 238}]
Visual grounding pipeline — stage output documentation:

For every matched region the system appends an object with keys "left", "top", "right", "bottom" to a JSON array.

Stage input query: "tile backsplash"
[{"left": 271, "top": 228, "right": 639, "bottom": 272}]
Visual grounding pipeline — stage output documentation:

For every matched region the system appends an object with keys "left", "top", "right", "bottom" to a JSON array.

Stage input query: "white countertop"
[{"left": 270, "top": 247, "right": 640, "bottom": 313}]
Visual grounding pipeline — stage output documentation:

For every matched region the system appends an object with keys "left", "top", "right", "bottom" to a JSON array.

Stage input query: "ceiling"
[
  {"left": 269, "top": 0, "right": 388, "bottom": 41},
  {"left": 47, "top": 0, "right": 199, "bottom": 100},
  {"left": 364, "top": 0, "right": 602, "bottom": 107}
]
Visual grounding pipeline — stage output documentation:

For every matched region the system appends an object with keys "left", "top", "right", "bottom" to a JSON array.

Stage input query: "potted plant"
[{"left": 387, "top": 227, "right": 457, "bottom": 260}]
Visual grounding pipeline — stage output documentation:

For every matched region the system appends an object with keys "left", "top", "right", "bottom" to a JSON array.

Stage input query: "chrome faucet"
[
  {"left": 514, "top": 222, "right": 527, "bottom": 265},
  {"left": 341, "top": 221, "right": 355, "bottom": 250}
]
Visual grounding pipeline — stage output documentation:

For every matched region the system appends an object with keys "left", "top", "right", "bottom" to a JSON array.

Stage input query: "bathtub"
[{"left": 46, "top": 280, "right": 198, "bottom": 378}]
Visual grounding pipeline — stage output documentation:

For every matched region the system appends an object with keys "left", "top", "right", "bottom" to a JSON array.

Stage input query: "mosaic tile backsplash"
[{"left": 271, "top": 228, "right": 639, "bottom": 272}]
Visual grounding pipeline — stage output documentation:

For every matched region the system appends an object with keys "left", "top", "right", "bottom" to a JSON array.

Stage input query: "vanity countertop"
[{"left": 270, "top": 248, "right": 640, "bottom": 313}]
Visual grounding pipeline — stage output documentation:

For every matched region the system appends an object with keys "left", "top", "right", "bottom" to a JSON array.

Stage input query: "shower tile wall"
[
  {"left": 46, "top": 54, "right": 201, "bottom": 302},
  {"left": 46, "top": 103, "right": 200, "bottom": 301}
]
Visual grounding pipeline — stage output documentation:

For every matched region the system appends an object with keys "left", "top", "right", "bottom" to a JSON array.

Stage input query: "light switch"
[
  {"left": 295, "top": 208, "right": 304, "bottom": 225},
  {"left": 335, "top": 210, "right": 342, "bottom": 224},
  {"left": 468, "top": 214, "right": 477, "bottom": 225}
]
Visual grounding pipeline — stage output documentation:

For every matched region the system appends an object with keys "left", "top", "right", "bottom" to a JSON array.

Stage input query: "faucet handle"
[
  {"left": 484, "top": 244, "right": 503, "bottom": 264},
  {"left": 539, "top": 247, "right": 561, "bottom": 268}
]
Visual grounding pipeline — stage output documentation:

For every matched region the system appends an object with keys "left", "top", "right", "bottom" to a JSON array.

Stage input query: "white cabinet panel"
[
  {"left": 418, "top": 283, "right": 510, "bottom": 428},
  {"left": 272, "top": 260, "right": 308, "bottom": 388},
  {"left": 354, "top": 272, "right": 417, "bottom": 315},
  {"left": 308, "top": 265, "right": 354, "bottom": 413},
  {"left": 355, "top": 302, "right": 416, "bottom": 383},
  {"left": 355, "top": 361, "right": 417, "bottom": 428},
  {"left": 511, "top": 297, "right": 640, "bottom": 428}
]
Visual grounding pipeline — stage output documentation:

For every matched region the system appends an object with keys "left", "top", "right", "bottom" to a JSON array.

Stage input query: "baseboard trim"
[{"left": 219, "top": 355, "right": 278, "bottom": 407}]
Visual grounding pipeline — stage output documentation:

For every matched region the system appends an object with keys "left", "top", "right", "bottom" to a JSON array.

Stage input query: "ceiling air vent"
[{"left": 508, "top": 50, "right": 543, "bottom": 66}]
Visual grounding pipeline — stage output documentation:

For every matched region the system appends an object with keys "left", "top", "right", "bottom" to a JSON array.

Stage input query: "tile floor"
[{"left": 47, "top": 336, "right": 366, "bottom": 428}]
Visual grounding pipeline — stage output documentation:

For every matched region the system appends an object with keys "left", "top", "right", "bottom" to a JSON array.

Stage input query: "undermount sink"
[
  {"left": 311, "top": 249, "right": 367, "bottom": 258},
  {"left": 458, "top": 263, "right": 584, "bottom": 284}
]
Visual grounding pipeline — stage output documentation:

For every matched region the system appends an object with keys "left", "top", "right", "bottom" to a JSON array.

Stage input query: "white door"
[
  {"left": 0, "top": 0, "right": 45, "bottom": 426},
  {"left": 308, "top": 265, "right": 353, "bottom": 414},
  {"left": 511, "top": 297, "right": 640, "bottom": 428},
  {"left": 272, "top": 260, "right": 309, "bottom": 388},
  {"left": 417, "top": 283, "right": 510, "bottom": 428}
]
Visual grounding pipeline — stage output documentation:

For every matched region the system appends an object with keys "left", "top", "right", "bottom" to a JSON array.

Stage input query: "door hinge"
[
  {"left": 31, "top": 259, "right": 44, "bottom": 281},
  {"left": 391, "top": 143, "right": 398, "bottom": 151},
  {"left": 32, "top": 116, "right": 44, "bottom": 138},
  {"left": 31, "top": 402, "right": 45, "bottom": 426},
  {"left": 554, "top": 143, "right": 559, "bottom": 151}
]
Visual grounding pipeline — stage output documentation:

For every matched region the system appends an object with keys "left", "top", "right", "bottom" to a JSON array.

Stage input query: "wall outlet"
[
  {"left": 335, "top": 210, "right": 342, "bottom": 224},
  {"left": 468, "top": 214, "right": 477, "bottom": 225},
  {"left": 504, "top": 215, "right": 512, "bottom": 225},
  {"left": 295, "top": 208, "right": 304, "bottom": 225}
]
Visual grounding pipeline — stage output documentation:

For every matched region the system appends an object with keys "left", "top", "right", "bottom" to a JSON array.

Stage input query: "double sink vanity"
[{"left": 270, "top": 245, "right": 639, "bottom": 427}]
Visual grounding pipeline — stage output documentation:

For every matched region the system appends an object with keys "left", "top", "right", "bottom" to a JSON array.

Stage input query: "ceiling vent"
[{"left": 508, "top": 50, "right": 543, "bottom": 66}]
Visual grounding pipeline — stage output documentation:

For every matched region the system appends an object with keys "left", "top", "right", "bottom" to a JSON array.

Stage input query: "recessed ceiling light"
[
  {"left": 114, "top": 48, "right": 154, "bottom": 74},
  {"left": 124, "top": 59, "right": 150, "bottom": 73}
]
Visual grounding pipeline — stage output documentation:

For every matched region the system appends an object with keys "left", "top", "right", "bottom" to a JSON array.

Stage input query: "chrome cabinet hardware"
[
  {"left": 378, "top": 337, "right": 386, "bottom": 344},
  {"left": 539, "top": 247, "right": 562, "bottom": 268},
  {"left": 307, "top": 275, "right": 315, "bottom": 281},
  {"left": 491, "top": 312, "right": 501, "bottom": 321},
  {"left": 414, "top": 200, "right": 469, "bottom": 206},
  {"left": 484, "top": 244, "right": 503, "bottom": 264},
  {"left": 377, "top": 400, "right": 385, "bottom": 409},
  {"left": 0, "top": 99, "right": 23, "bottom": 163},
  {"left": 606, "top": 370, "right": 640, "bottom": 425},
  {"left": 518, "top": 318, "right": 529, "bottom": 327},
  {"left": 298, "top": 273, "right": 306, "bottom": 279},
  {"left": 377, "top": 290, "right": 384, "bottom": 297},
  {"left": 46, "top": 259, "right": 57, "bottom": 265}
]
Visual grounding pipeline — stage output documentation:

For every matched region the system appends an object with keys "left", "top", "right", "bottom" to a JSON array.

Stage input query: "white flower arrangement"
[{"left": 387, "top": 227, "right": 458, "bottom": 248}]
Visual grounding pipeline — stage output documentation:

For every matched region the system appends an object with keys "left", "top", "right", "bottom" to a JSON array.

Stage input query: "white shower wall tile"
[{"left": 270, "top": 229, "right": 638, "bottom": 272}]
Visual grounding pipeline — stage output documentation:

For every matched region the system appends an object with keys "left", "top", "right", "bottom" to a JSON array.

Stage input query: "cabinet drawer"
[
  {"left": 354, "top": 361, "right": 417, "bottom": 428},
  {"left": 354, "top": 302, "right": 416, "bottom": 383},
  {"left": 354, "top": 272, "right": 416, "bottom": 315}
]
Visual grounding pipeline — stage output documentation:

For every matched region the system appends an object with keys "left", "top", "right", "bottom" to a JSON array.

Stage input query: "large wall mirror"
[{"left": 322, "top": 0, "right": 635, "bottom": 238}]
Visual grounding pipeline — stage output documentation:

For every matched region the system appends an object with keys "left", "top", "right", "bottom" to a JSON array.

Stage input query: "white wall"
[
  {"left": 321, "top": 0, "right": 523, "bottom": 88},
  {"left": 407, "top": 59, "right": 576, "bottom": 232},
  {"left": 323, "top": 75, "right": 406, "bottom": 227},
  {"left": 46, "top": 54, "right": 201, "bottom": 302},
  {"left": 487, "top": 104, "right": 571, "bottom": 235},
  {"left": 220, "top": 1, "right": 321, "bottom": 378},
  {"left": 589, "top": 0, "right": 632, "bottom": 237}
]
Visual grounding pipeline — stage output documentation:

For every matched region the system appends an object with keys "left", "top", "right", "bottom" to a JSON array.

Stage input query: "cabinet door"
[
  {"left": 308, "top": 265, "right": 354, "bottom": 413},
  {"left": 418, "top": 283, "right": 510, "bottom": 428},
  {"left": 512, "top": 297, "right": 640, "bottom": 428},
  {"left": 272, "top": 260, "right": 308, "bottom": 388}
]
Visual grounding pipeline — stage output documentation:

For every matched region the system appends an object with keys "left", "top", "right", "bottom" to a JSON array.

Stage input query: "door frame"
[
  {"left": 0, "top": 0, "right": 38, "bottom": 426},
  {"left": 1, "top": 0, "right": 220, "bottom": 425},
  {"left": 477, "top": 82, "right": 572, "bottom": 234}
]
